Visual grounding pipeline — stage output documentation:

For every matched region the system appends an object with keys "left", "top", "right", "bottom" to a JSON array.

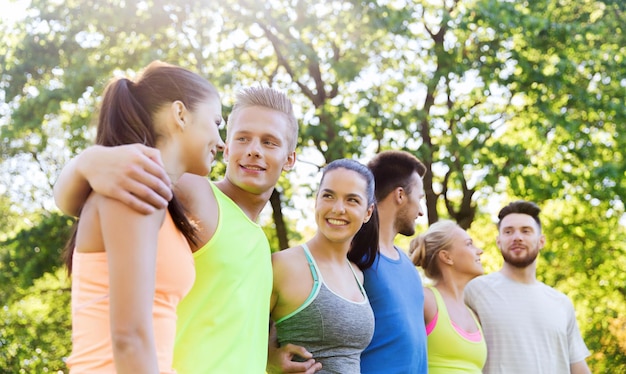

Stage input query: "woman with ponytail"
[
  {"left": 63, "top": 61, "right": 224, "bottom": 373},
  {"left": 409, "top": 220, "right": 486, "bottom": 373}
]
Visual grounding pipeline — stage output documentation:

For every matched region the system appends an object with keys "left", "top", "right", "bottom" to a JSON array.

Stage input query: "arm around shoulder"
[
  {"left": 54, "top": 148, "right": 96, "bottom": 216},
  {"left": 54, "top": 144, "right": 172, "bottom": 216}
]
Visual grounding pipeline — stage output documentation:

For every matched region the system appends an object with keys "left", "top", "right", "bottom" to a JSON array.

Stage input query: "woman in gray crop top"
[{"left": 270, "top": 159, "right": 380, "bottom": 374}]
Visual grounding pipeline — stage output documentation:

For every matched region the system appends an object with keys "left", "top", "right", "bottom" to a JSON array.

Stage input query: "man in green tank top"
[{"left": 170, "top": 87, "right": 298, "bottom": 373}]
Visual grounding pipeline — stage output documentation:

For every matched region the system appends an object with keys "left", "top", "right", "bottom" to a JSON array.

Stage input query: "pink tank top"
[{"left": 67, "top": 212, "right": 195, "bottom": 373}]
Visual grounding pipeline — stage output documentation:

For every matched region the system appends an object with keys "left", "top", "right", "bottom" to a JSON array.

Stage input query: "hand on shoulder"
[{"left": 82, "top": 144, "right": 173, "bottom": 214}]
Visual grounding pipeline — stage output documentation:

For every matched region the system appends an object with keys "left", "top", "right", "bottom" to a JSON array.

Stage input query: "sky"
[{"left": 0, "top": 0, "right": 28, "bottom": 23}]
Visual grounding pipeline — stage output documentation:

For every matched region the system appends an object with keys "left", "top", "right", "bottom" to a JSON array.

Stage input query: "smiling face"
[
  {"left": 180, "top": 94, "right": 225, "bottom": 176},
  {"left": 497, "top": 213, "right": 545, "bottom": 268},
  {"left": 223, "top": 105, "right": 296, "bottom": 195},
  {"left": 446, "top": 226, "right": 484, "bottom": 277},
  {"left": 315, "top": 168, "right": 374, "bottom": 245}
]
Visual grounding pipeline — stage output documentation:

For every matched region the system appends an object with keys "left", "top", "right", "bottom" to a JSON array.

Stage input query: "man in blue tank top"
[{"left": 362, "top": 150, "right": 428, "bottom": 374}]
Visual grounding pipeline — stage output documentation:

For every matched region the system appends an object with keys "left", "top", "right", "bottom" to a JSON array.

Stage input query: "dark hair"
[
  {"left": 497, "top": 200, "right": 542, "bottom": 231},
  {"left": 367, "top": 150, "right": 426, "bottom": 202},
  {"left": 64, "top": 61, "right": 218, "bottom": 272},
  {"left": 319, "top": 159, "right": 379, "bottom": 270}
]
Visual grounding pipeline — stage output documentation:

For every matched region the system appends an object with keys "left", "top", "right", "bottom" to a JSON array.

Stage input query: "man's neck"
[
  {"left": 500, "top": 262, "right": 538, "bottom": 284},
  {"left": 215, "top": 178, "right": 273, "bottom": 221},
  {"left": 378, "top": 212, "right": 400, "bottom": 259},
  {"left": 378, "top": 202, "right": 400, "bottom": 260}
]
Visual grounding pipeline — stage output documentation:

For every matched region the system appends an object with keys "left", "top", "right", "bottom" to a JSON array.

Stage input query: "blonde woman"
[{"left": 409, "top": 220, "right": 486, "bottom": 373}]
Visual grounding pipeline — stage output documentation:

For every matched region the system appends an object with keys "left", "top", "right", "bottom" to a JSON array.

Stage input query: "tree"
[
  {"left": 0, "top": 269, "right": 71, "bottom": 373},
  {"left": 0, "top": 213, "right": 72, "bottom": 304},
  {"left": 1, "top": 0, "right": 625, "bottom": 370}
]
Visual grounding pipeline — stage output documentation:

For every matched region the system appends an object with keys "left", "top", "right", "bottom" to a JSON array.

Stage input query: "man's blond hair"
[{"left": 228, "top": 87, "right": 298, "bottom": 152}]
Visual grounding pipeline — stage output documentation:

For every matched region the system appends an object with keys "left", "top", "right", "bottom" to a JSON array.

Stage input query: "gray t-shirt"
[{"left": 465, "top": 271, "right": 590, "bottom": 374}]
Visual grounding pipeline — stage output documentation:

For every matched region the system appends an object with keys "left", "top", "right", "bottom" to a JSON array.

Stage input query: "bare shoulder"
[
  {"left": 74, "top": 193, "right": 104, "bottom": 251},
  {"left": 272, "top": 246, "right": 312, "bottom": 285},
  {"left": 271, "top": 246, "right": 314, "bottom": 319},
  {"left": 175, "top": 174, "right": 218, "bottom": 243},
  {"left": 96, "top": 193, "right": 165, "bottom": 226},
  {"left": 175, "top": 174, "right": 216, "bottom": 210},
  {"left": 272, "top": 246, "right": 305, "bottom": 269},
  {"left": 423, "top": 286, "right": 436, "bottom": 305}
]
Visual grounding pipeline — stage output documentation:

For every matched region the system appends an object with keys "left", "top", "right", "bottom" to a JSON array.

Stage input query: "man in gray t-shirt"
[{"left": 465, "top": 200, "right": 590, "bottom": 374}]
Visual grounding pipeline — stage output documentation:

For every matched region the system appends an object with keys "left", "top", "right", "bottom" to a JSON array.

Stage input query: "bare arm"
[
  {"left": 267, "top": 254, "right": 321, "bottom": 374},
  {"left": 53, "top": 144, "right": 172, "bottom": 216},
  {"left": 101, "top": 197, "right": 163, "bottom": 372},
  {"left": 570, "top": 360, "right": 591, "bottom": 374},
  {"left": 423, "top": 287, "right": 437, "bottom": 326}
]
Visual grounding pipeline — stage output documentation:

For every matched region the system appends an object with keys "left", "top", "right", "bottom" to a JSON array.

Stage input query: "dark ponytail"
[
  {"left": 348, "top": 204, "right": 379, "bottom": 270},
  {"left": 64, "top": 61, "right": 217, "bottom": 273}
]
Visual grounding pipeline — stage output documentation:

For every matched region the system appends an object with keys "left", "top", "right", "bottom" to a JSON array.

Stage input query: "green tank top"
[
  {"left": 427, "top": 286, "right": 487, "bottom": 373},
  {"left": 173, "top": 182, "right": 272, "bottom": 373}
]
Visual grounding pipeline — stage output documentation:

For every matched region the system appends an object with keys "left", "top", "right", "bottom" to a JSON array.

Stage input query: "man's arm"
[
  {"left": 53, "top": 144, "right": 173, "bottom": 216},
  {"left": 570, "top": 360, "right": 591, "bottom": 374}
]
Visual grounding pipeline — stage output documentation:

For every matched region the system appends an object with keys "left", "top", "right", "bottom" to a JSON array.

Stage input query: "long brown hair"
[{"left": 64, "top": 61, "right": 218, "bottom": 272}]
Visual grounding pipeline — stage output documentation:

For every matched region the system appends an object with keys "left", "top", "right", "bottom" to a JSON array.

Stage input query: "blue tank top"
[
  {"left": 275, "top": 244, "right": 375, "bottom": 374},
  {"left": 361, "top": 248, "right": 428, "bottom": 374}
]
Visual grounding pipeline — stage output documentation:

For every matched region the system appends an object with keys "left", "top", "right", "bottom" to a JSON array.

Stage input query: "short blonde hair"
[{"left": 227, "top": 87, "right": 298, "bottom": 152}]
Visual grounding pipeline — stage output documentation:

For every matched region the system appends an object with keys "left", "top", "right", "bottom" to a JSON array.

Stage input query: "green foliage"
[
  {"left": 0, "top": 269, "right": 70, "bottom": 373},
  {"left": 263, "top": 214, "right": 305, "bottom": 253},
  {"left": 0, "top": 213, "right": 73, "bottom": 304},
  {"left": 0, "top": 0, "right": 625, "bottom": 371},
  {"left": 0, "top": 194, "right": 21, "bottom": 241},
  {"left": 466, "top": 211, "right": 501, "bottom": 274},
  {"left": 219, "top": 0, "right": 396, "bottom": 163},
  {"left": 469, "top": 0, "right": 626, "bottom": 206}
]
